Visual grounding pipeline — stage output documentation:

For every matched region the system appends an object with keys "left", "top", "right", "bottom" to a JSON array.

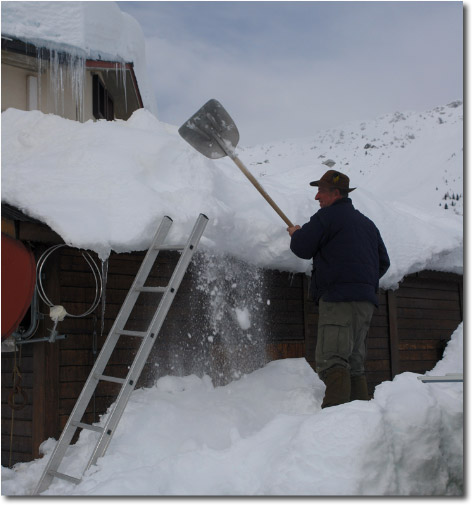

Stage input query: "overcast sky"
[{"left": 119, "top": 1, "right": 463, "bottom": 146}]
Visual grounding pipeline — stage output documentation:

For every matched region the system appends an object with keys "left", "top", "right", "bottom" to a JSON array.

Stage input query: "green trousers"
[{"left": 315, "top": 298, "right": 375, "bottom": 376}]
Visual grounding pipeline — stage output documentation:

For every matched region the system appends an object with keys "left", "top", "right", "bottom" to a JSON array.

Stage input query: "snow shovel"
[{"left": 178, "top": 99, "right": 294, "bottom": 228}]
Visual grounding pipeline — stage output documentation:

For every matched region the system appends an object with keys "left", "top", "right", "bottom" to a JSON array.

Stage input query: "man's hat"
[{"left": 310, "top": 170, "right": 356, "bottom": 192}]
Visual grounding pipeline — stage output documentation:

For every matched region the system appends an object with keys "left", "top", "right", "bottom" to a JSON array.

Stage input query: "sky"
[{"left": 118, "top": 1, "right": 463, "bottom": 146}]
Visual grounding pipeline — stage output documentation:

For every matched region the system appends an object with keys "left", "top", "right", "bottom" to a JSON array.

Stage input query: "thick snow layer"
[
  {"left": 1, "top": 1, "right": 157, "bottom": 114},
  {"left": 1, "top": 323, "right": 463, "bottom": 496},
  {"left": 1, "top": 102, "right": 463, "bottom": 289}
]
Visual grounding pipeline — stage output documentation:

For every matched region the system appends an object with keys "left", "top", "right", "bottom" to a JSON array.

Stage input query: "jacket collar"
[{"left": 332, "top": 197, "right": 352, "bottom": 207}]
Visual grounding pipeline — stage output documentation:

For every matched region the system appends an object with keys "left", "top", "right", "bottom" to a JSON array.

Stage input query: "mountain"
[{"left": 242, "top": 100, "right": 463, "bottom": 216}]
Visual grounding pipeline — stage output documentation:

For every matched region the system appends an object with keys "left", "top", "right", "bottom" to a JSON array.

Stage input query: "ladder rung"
[
  {"left": 155, "top": 244, "right": 186, "bottom": 251},
  {"left": 118, "top": 330, "right": 148, "bottom": 338},
  {"left": 48, "top": 470, "right": 81, "bottom": 485},
  {"left": 98, "top": 374, "right": 126, "bottom": 384},
  {"left": 135, "top": 286, "right": 166, "bottom": 293},
  {"left": 73, "top": 422, "right": 104, "bottom": 433}
]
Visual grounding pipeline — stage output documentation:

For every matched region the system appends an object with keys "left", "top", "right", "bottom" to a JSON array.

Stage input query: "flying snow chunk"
[{"left": 235, "top": 307, "right": 251, "bottom": 330}]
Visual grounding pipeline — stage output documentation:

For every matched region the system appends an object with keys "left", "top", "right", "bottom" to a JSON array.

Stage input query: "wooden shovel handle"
[{"left": 231, "top": 155, "right": 294, "bottom": 228}]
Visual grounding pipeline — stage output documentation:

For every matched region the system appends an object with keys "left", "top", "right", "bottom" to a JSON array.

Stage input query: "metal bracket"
[
  {"left": 15, "top": 334, "right": 67, "bottom": 345},
  {"left": 418, "top": 373, "right": 463, "bottom": 383}
]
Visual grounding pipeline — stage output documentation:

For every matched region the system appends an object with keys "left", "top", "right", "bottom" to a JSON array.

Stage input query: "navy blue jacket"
[{"left": 290, "top": 198, "right": 390, "bottom": 306}]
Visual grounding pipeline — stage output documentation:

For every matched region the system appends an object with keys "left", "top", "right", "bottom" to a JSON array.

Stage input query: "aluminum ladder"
[{"left": 34, "top": 214, "right": 209, "bottom": 494}]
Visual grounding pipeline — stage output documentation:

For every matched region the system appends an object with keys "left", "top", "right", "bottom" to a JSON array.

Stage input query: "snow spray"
[
  {"left": 190, "top": 251, "right": 269, "bottom": 384},
  {"left": 153, "top": 251, "right": 269, "bottom": 386}
]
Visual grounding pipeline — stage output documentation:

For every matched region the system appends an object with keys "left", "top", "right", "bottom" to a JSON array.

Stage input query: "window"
[{"left": 92, "top": 74, "right": 114, "bottom": 120}]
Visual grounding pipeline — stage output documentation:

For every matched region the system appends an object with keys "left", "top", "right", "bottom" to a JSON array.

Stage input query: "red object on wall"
[{"left": 1, "top": 233, "right": 36, "bottom": 341}]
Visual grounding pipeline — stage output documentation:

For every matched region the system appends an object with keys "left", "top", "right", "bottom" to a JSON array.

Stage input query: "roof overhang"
[
  {"left": 2, "top": 36, "right": 144, "bottom": 117},
  {"left": 86, "top": 59, "right": 144, "bottom": 113}
]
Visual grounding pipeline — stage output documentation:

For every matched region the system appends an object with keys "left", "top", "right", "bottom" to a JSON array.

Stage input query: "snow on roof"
[
  {"left": 1, "top": 1, "right": 157, "bottom": 114},
  {"left": 1, "top": 101, "right": 463, "bottom": 290}
]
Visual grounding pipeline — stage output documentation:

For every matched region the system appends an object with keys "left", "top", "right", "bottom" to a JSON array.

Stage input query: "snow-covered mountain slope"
[
  {"left": 242, "top": 101, "right": 463, "bottom": 216},
  {"left": 1, "top": 101, "right": 463, "bottom": 290}
]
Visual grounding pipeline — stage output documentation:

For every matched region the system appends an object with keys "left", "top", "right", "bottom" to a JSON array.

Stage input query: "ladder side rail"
[
  {"left": 63, "top": 214, "right": 174, "bottom": 388},
  {"left": 85, "top": 214, "right": 209, "bottom": 469},
  {"left": 145, "top": 214, "right": 209, "bottom": 346},
  {"left": 34, "top": 216, "right": 173, "bottom": 495},
  {"left": 33, "top": 420, "right": 81, "bottom": 494},
  {"left": 104, "top": 216, "right": 174, "bottom": 338},
  {"left": 125, "top": 215, "right": 175, "bottom": 290}
]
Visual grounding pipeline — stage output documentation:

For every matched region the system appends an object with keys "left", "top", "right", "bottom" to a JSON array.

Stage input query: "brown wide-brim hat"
[{"left": 310, "top": 169, "right": 356, "bottom": 192}]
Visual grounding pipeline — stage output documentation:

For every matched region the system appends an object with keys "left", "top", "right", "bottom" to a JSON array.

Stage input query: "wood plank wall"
[
  {"left": 1, "top": 343, "right": 34, "bottom": 467},
  {"left": 1, "top": 248, "right": 463, "bottom": 467},
  {"left": 267, "top": 269, "right": 463, "bottom": 395},
  {"left": 265, "top": 271, "right": 393, "bottom": 393},
  {"left": 393, "top": 271, "right": 463, "bottom": 375}
]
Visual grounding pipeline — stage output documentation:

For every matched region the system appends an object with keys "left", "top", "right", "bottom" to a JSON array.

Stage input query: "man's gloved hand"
[{"left": 287, "top": 225, "right": 301, "bottom": 237}]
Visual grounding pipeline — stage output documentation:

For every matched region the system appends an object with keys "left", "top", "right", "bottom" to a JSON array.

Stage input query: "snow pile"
[
  {"left": 1, "top": 323, "right": 463, "bottom": 495},
  {"left": 1, "top": 101, "right": 463, "bottom": 289},
  {"left": 1, "top": 1, "right": 157, "bottom": 114}
]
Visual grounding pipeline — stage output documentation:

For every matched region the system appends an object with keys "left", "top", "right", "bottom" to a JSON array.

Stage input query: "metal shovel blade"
[
  {"left": 178, "top": 99, "right": 295, "bottom": 228},
  {"left": 178, "top": 99, "right": 240, "bottom": 159}
]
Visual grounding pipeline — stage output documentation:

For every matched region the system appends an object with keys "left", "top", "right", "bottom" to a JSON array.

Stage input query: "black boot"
[
  {"left": 320, "top": 367, "right": 351, "bottom": 409},
  {"left": 350, "top": 374, "right": 369, "bottom": 401}
]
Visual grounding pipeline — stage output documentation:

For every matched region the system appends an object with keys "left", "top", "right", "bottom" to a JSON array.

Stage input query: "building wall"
[
  {"left": 1, "top": 341, "right": 34, "bottom": 467},
  {"left": 276, "top": 270, "right": 463, "bottom": 391},
  {"left": 1, "top": 63, "right": 30, "bottom": 111},
  {"left": 1, "top": 235, "right": 463, "bottom": 467},
  {"left": 1, "top": 48, "right": 139, "bottom": 121},
  {"left": 1, "top": 52, "right": 92, "bottom": 121}
]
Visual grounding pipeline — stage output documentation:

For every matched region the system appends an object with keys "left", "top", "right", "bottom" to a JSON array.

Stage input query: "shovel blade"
[{"left": 178, "top": 99, "right": 240, "bottom": 159}]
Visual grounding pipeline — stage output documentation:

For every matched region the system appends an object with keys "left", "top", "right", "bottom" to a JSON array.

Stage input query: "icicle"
[
  {"left": 69, "top": 53, "right": 85, "bottom": 122},
  {"left": 114, "top": 60, "right": 128, "bottom": 116},
  {"left": 49, "top": 49, "right": 60, "bottom": 114},
  {"left": 100, "top": 258, "right": 109, "bottom": 336},
  {"left": 35, "top": 45, "right": 85, "bottom": 122},
  {"left": 36, "top": 47, "right": 43, "bottom": 111},
  {"left": 121, "top": 60, "right": 127, "bottom": 115},
  {"left": 58, "top": 57, "right": 64, "bottom": 117}
]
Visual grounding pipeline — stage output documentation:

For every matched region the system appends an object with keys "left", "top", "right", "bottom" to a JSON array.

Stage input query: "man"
[{"left": 287, "top": 169, "right": 390, "bottom": 408}]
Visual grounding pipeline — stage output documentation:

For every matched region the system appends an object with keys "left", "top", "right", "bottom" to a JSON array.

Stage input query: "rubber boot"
[
  {"left": 320, "top": 367, "right": 351, "bottom": 409},
  {"left": 350, "top": 374, "right": 369, "bottom": 401}
]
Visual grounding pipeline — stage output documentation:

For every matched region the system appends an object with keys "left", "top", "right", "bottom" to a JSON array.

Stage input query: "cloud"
[{"left": 120, "top": 1, "right": 463, "bottom": 145}]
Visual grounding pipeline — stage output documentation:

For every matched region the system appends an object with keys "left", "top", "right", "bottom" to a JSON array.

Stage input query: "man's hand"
[{"left": 287, "top": 225, "right": 301, "bottom": 237}]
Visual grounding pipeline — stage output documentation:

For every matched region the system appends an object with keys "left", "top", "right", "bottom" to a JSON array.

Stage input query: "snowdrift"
[{"left": 1, "top": 323, "right": 463, "bottom": 495}]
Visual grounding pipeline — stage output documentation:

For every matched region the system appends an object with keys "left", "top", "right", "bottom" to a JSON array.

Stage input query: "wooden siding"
[
  {"left": 1, "top": 246, "right": 463, "bottom": 467},
  {"left": 268, "top": 270, "right": 462, "bottom": 395},
  {"left": 1, "top": 345, "right": 34, "bottom": 467}
]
